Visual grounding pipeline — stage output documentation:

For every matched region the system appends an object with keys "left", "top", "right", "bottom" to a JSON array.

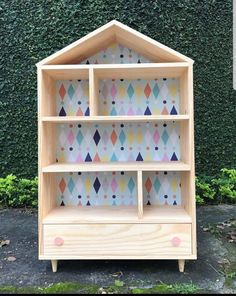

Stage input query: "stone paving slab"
[{"left": 0, "top": 205, "right": 235, "bottom": 293}]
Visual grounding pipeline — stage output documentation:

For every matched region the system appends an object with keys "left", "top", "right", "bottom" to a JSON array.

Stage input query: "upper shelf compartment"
[
  {"left": 40, "top": 63, "right": 190, "bottom": 117},
  {"left": 39, "top": 68, "right": 90, "bottom": 117},
  {"left": 92, "top": 64, "right": 189, "bottom": 116}
]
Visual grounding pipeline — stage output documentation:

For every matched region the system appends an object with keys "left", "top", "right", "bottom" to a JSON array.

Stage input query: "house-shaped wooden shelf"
[{"left": 37, "top": 20, "right": 196, "bottom": 273}]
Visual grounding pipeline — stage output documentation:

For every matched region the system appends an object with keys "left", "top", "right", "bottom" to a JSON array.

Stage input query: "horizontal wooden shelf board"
[
  {"left": 43, "top": 206, "right": 138, "bottom": 224},
  {"left": 41, "top": 62, "right": 190, "bottom": 70},
  {"left": 42, "top": 115, "right": 189, "bottom": 123},
  {"left": 42, "top": 161, "right": 191, "bottom": 173},
  {"left": 143, "top": 206, "right": 192, "bottom": 223},
  {"left": 41, "top": 63, "right": 189, "bottom": 79},
  {"left": 43, "top": 206, "right": 191, "bottom": 224},
  {"left": 39, "top": 255, "right": 197, "bottom": 260}
]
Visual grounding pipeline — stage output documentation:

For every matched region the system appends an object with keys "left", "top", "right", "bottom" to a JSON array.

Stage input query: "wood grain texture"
[
  {"left": 51, "top": 260, "right": 58, "bottom": 273},
  {"left": 43, "top": 206, "right": 191, "bottom": 224},
  {"left": 178, "top": 259, "right": 185, "bottom": 272},
  {"left": 42, "top": 115, "right": 190, "bottom": 123},
  {"left": 188, "top": 65, "right": 197, "bottom": 257},
  {"left": 43, "top": 224, "right": 192, "bottom": 257},
  {"left": 42, "top": 162, "right": 191, "bottom": 173}
]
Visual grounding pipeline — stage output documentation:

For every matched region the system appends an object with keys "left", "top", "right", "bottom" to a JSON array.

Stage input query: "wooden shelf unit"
[{"left": 37, "top": 20, "right": 196, "bottom": 273}]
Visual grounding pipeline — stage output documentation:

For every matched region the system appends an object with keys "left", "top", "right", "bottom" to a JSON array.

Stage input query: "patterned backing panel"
[
  {"left": 56, "top": 122, "right": 180, "bottom": 163},
  {"left": 80, "top": 43, "right": 151, "bottom": 64},
  {"left": 56, "top": 80, "right": 90, "bottom": 116},
  {"left": 57, "top": 171, "right": 137, "bottom": 207},
  {"left": 143, "top": 171, "right": 181, "bottom": 206},
  {"left": 99, "top": 78, "right": 179, "bottom": 116}
]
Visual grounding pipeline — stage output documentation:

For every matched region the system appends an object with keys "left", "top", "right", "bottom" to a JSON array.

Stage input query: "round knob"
[
  {"left": 54, "top": 237, "right": 64, "bottom": 246},
  {"left": 171, "top": 236, "right": 181, "bottom": 247}
]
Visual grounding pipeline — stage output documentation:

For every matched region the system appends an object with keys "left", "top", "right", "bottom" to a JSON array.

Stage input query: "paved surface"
[{"left": 0, "top": 205, "right": 235, "bottom": 293}]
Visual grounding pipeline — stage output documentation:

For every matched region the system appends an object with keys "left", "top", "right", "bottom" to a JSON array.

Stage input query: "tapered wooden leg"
[
  {"left": 178, "top": 260, "right": 185, "bottom": 272},
  {"left": 51, "top": 260, "right": 58, "bottom": 272}
]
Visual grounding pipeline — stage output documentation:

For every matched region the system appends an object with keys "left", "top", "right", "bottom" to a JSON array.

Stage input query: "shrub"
[
  {"left": 196, "top": 176, "right": 216, "bottom": 205},
  {"left": 0, "top": 174, "right": 38, "bottom": 208},
  {"left": 196, "top": 169, "right": 236, "bottom": 205},
  {"left": 212, "top": 169, "right": 236, "bottom": 203}
]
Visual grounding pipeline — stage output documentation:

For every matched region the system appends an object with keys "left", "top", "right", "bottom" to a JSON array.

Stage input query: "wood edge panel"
[
  {"left": 39, "top": 255, "right": 197, "bottom": 260},
  {"left": 37, "top": 67, "right": 43, "bottom": 257},
  {"left": 89, "top": 68, "right": 99, "bottom": 115},
  {"left": 188, "top": 65, "right": 197, "bottom": 256}
]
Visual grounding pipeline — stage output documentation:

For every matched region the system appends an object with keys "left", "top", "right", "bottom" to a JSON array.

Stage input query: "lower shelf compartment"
[
  {"left": 43, "top": 223, "right": 192, "bottom": 257},
  {"left": 43, "top": 206, "right": 191, "bottom": 224}
]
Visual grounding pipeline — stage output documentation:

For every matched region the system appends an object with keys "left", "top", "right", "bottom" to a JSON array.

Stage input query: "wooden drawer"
[{"left": 43, "top": 224, "right": 192, "bottom": 257}]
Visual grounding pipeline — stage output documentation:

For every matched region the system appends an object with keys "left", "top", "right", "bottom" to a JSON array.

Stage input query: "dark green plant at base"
[
  {"left": 0, "top": 174, "right": 38, "bottom": 208},
  {"left": 196, "top": 169, "right": 236, "bottom": 205}
]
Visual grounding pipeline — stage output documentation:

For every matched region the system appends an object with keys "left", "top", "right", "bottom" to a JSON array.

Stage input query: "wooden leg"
[
  {"left": 178, "top": 259, "right": 185, "bottom": 272},
  {"left": 51, "top": 260, "right": 58, "bottom": 272}
]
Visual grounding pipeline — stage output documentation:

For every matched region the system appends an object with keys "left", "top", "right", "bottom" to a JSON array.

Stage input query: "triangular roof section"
[{"left": 36, "top": 20, "right": 193, "bottom": 66}]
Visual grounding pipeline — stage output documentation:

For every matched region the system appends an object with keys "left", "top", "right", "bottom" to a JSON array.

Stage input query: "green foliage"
[
  {"left": 213, "top": 169, "right": 236, "bottom": 203},
  {"left": 196, "top": 176, "right": 216, "bottom": 205},
  {"left": 0, "top": 168, "right": 235, "bottom": 208},
  {"left": 0, "top": 174, "right": 38, "bottom": 208},
  {"left": 0, "top": 0, "right": 235, "bottom": 178},
  {"left": 196, "top": 169, "right": 236, "bottom": 205}
]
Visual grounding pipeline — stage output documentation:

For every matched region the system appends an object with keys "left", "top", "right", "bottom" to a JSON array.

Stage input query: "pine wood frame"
[{"left": 37, "top": 20, "right": 196, "bottom": 272}]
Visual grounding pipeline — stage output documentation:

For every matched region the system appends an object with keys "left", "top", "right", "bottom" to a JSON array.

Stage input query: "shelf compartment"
[
  {"left": 142, "top": 171, "right": 192, "bottom": 223},
  {"left": 93, "top": 64, "right": 188, "bottom": 116},
  {"left": 98, "top": 77, "right": 180, "bottom": 116},
  {"left": 42, "top": 162, "right": 190, "bottom": 173},
  {"left": 143, "top": 171, "right": 182, "bottom": 206},
  {"left": 56, "top": 171, "right": 138, "bottom": 207},
  {"left": 40, "top": 68, "right": 90, "bottom": 117},
  {"left": 55, "top": 121, "right": 181, "bottom": 163},
  {"left": 42, "top": 115, "right": 190, "bottom": 123}
]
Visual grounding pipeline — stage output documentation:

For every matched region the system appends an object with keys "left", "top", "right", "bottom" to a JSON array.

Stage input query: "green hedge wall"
[{"left": 0, "top": 0, "right": 235, "bottom": 178}]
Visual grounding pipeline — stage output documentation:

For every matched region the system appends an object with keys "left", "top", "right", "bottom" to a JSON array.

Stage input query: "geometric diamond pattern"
[
  {"left": 143, "top": 172, "right": 181, "bottom": 206},
  {"left": 80, "top": 43, "right": 151, "bottom": 65},
  {"left": 56, "top": 122, "right": 180, "bottom": 163},
  {"left": 56, "top": 80, "right": 89, "bottom": 116},
  {"left": 57, "top": 172, "right": 137, "bottom": 207},
  {"left": 99, "top": 78, "right": 179, "bottom": 116}
]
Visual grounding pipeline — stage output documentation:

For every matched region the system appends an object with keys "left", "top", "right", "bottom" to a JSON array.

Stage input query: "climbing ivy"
[{"left": 0, "top": 0, "right": 235, "bottom": 177}]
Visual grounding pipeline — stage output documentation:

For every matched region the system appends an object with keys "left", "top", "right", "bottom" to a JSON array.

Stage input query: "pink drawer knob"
[
  {"left": 171, "top": 236, "right": 181, "bottom": 247},
  {"left": 54, "top": 237, "right": 64, "bottom": 246}
]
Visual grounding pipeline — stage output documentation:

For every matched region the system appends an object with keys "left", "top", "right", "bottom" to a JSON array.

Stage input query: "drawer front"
[{"left": 43, "top": 224, "right": 192, "bottom": 257}]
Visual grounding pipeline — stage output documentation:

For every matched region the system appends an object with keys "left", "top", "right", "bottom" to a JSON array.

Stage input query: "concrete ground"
[{"left": 0, "top": 205, "right": 235, "bottom": 294}]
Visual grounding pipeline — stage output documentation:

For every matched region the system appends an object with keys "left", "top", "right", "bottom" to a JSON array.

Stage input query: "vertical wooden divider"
[
  {"left": 38, "top": 67, "right": 43, "bottom": 257},
  {"left": 187, "top": 65, "right": 197, "bottom": 258},
  {"left": 137, "top": 170, "right": 143, "bottom": 219},
  {"left": 89, "top": 68, "right": 99, "bottom": 115}
]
